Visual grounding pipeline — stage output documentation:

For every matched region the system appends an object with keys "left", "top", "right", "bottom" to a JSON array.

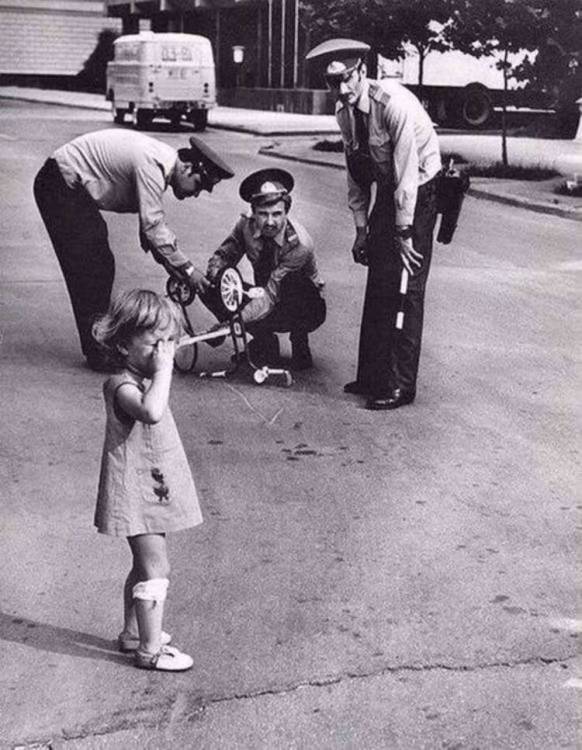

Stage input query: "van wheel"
[
  {"left": 189, "top": 110, "right": 208, "bottom": 132},
  {"left": 113, "top": 106, "right": 126, "bottom": 124},
  {"left": 134, "top": 109, "right": 152, "bottom": 130}
]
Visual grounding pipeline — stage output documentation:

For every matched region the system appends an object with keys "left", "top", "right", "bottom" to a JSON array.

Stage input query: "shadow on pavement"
[{"left": 0, "top": 611, "right": 130, "bottom": 665}]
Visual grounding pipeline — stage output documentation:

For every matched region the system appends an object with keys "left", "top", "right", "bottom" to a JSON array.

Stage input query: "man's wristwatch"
[{"left": 396, "top": 225, "right": 414, "bottom": 240}]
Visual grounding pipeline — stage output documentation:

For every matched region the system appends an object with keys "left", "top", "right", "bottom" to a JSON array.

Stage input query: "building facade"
[
  {"left": 105, "top": 0, "right": 332, "bottom": 113},
  {"left": 0, "top": 0, "right": 121, "bottom": 84}
]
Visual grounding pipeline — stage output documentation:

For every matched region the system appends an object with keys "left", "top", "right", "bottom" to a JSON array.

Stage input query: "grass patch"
[
  {"left": 465, "top": 163, "right": 560, "bottom": 180},
  {"left": 311, "top": 141, "right": 559, "bottom": 181}
]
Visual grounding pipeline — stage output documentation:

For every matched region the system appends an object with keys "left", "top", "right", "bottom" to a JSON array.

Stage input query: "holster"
[{"left": 436, "top": 169, "right": 470, "bottom": 245}]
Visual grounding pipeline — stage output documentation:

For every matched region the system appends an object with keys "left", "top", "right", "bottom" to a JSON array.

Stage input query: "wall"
[
  {"left": 218, "top": 87, "right": 334, "bottom": 115},
  {"left": 0, "top": 0, "right": 121, "bottom": 76}
]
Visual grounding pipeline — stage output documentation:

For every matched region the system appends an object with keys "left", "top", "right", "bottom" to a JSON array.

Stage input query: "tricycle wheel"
[
  {"left": 216, "top": 266, "right": 244, "bottom": 315},
  {"left": 166, "top": 276, "right": 196, "bottom": 306}
]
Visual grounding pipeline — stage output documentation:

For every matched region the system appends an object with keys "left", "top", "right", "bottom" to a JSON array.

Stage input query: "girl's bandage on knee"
[{"left": 132, "top": 578, "right": 169, "bottom": 602}]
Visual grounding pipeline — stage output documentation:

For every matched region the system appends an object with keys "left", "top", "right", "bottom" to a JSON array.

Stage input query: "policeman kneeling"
[{"left": 191, "top": 168, "right": 326, "bottom": 370}]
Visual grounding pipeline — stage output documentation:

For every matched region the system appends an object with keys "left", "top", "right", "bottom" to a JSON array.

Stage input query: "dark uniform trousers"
[
  {"left": 33, "top": 158, "right": 115, "bottom": 358},
  {"left": 200, "top": 272, "right": 326, "bottom": 342},
  {"left": 356, "top": 175, "right": 438, "bottom": 397}
]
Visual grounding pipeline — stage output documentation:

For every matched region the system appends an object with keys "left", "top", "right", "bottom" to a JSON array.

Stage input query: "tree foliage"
[
  {"left": 301, "top": 0, "right": 453, "bottom": 80},
  {"left": 444, "top": 0, "right": 581, "bottom": 137},
  {"left": 513, "top": 0, "right": 582, "bottom": 133},
  {"left": 302, "top": 0, "right": 581, "bottom": 137},
  {"left": 76, "top": 29, "right": 118, "bottom": 93}
]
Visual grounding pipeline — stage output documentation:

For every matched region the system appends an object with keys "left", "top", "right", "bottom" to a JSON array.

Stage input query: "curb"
[
  {"left": 0, "top": 91, "right": 110, "bottom": 112},
  {"left": 259, "top": 146, "right": 582, "bottom": 223},
  {"left": 259, "top": 145, "right": 345, "bottom": 171},
  {"left": 465, "top": 186, "right": 582, "bottom": 222},
  {"left": 0, "top": 91, "right": 339, "bottom": 137}
]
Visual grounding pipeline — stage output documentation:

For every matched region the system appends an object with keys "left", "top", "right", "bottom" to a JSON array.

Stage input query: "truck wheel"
[
  {"left": 134, "top": 109, "right": 152, "bottom": 130},
  {"left": 460, "top": 86, "right": 493, "bottom": 128},
  {"left": 189, "top": 110, "right": 208, "bottom": 132}
]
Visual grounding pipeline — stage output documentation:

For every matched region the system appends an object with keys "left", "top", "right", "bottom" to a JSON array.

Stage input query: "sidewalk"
[
  {"left": 260, "top": 138, "right": 582, "bottom": 222},
  {"left": 2, "top": 85, "right": 581, "bottom": 221},
  {"left": 0, "top": 85, "right": 340, "bottom": 136}
]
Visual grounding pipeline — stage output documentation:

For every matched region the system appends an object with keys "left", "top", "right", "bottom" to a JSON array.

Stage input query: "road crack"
[{"left": 18, "top": 652, "right": 576, "bottom": 747}]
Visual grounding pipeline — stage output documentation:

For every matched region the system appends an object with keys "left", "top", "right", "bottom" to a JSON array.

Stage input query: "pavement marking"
[
  {"left": 555, "top": 260, "right": 582, "bottom": 271},
  {"left": 0, "top": 132, "right": 16, "bottom": 140},
  {"left": 549, "top": 618, "right": 582, "bottom": 633},
  {"left": 563, "top": 678, "right": 582, "bottom": 689}
]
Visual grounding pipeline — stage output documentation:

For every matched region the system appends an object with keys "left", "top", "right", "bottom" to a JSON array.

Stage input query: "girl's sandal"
[
  {"left": 135, "top": 645, "right": 193, "bottom": 672},
  {"left": 118, "top": 630, "right": 172, "bottom": 653}
]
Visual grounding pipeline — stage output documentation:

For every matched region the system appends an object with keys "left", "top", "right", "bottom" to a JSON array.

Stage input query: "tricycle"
[{"left": 166, "top": 266, "right": 293, "bottom": 387}]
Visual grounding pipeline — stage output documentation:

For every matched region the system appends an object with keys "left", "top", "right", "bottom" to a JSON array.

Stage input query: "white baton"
[{"left": 396, "top": 268, "right": 409, "bottom": 330}]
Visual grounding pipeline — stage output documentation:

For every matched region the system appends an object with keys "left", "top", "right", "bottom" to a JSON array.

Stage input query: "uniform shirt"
[
  {"left": 53, "top": 129, "right": 188, "bottom": 267},
  {"left": 207, "top": 214, "right": 322, "bottom": 323},
  {"left": 336, "top": 78, "right": 441, "bottom": 227}
]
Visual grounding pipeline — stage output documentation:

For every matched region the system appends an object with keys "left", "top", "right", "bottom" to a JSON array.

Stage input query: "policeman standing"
[
  {"left": 34, "top": 130, "right": 234, "bottom": 371},
  {"left": 192, "top": 168, "right": 326, "bottom": 370},
  {"left": 306, "top": 39, "right": 441, "bottom": 409}
]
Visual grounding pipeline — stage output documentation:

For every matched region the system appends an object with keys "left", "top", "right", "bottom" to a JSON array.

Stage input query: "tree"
[
  {"left": 301, "top": 0, "right": 453, "bottom": 86},
  {"left": 76, "top": 29, "right": 118, "bottom": 93},
  {"left": 512, "top": 0, "right": 582, "bottom": 136},
  {"left": 443, "top": 0, "right": 546, "bottom": 165}
]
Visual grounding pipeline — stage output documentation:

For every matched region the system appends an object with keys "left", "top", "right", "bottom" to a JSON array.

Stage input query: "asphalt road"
[{"left": 0, "top": 101, "right": 579, "bottom": 749}]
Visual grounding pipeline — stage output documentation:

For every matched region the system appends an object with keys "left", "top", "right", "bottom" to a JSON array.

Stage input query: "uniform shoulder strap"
[
  {"left": 285, "top": 219, "right": 299, "bottom": 247},
  {"left": 369, "top": 80, "right": 392, "bottom": 106}
]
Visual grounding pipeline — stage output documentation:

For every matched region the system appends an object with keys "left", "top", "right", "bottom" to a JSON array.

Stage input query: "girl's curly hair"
[{"left": 92, "top": 289, "right": 183, "bottom": 366}]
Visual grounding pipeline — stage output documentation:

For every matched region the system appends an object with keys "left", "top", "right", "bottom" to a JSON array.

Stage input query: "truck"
[
  {"left": 106, "top": 31, "right": 216, "bottom": 131},
  {"left": 378, "top": 46, "right": 548, "bottom": 128}
]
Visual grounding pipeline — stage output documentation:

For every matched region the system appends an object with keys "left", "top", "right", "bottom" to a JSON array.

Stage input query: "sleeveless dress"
[{"left": 94, "top": 371, "right": 203, "bottom": 537}]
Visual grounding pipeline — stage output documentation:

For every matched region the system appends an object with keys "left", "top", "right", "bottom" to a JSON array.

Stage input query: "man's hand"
[
  {"left": 395, "top": 235, "right": 423, "bottom": 275},
  {"left": 351, "top": 227, "right": 368, "bottom": 266},
  {"left": 183, "top": 266, "right": 211, "bottom": 295}
]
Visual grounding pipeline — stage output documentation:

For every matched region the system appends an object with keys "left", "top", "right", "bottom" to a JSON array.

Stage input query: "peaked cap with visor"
[
  {"left": 305, "top": 38, "right": 371, "bottom": 85},
  {"left": 239, "top": 168, "right": 294, "bottom": 207},
  {"left": 181, "top": 136, "right": 235, "bottom": 180}
]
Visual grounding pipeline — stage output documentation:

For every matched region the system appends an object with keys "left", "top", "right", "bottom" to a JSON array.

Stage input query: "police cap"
[
  {"left": 305, "top": 38, "right": 371, "bottom": 82},
  {"left": 182, "top": 136, "right": 235, "bottom": 180},
  {"left": 239, "top": 168, "right": 294, "bottom": 206}
]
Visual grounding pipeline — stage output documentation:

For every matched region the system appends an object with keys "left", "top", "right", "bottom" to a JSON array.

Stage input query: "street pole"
[
  {"left": 215, "top": 9, "right": 220, "bottom": 87},
  {"left": 267, "top": 0, "right": 273, "bottom": 88},
  {"left": 293, "top": 0, "right": 299, "bottom": 89},
  {"left": 280, "top": 0, "right": 286, "bottom": 88}
]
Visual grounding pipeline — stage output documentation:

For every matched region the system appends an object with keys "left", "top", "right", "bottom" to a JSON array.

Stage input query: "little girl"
[{"left": 92, "top": 289, "right": 202, "bottom": 672}]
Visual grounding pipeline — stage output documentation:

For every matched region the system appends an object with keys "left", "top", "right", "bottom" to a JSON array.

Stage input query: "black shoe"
[
  {"left": 365, "top": 388, "right": 416, "bottom": 411},
  {"left": 290, "top": 335, "right": 313, "bottom": 370},
  {"left": 249, "top": 334, "right": 280, "bottom": 366},
  {"left": 343, "top": 381, "right": 369, "bottom": 395}
]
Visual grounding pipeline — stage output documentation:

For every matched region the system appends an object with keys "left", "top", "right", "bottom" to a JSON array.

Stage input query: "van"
[{"left": 106, "top": 31, "right": 216, "bottom": 131}]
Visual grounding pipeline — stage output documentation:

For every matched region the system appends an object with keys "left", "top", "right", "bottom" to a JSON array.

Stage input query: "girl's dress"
[{"left": 95, "top": 371, "right": 203, "bottom": 536}]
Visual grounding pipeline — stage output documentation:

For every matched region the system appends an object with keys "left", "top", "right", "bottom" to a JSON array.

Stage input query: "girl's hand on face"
[{"left": 151, "top": 338, "right": 176, "bottom": 374}]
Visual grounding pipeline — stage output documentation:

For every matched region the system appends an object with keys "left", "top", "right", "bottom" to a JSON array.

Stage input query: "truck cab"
[{"left": 106, "top": 31, "right": 216, "bottom": 131}]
